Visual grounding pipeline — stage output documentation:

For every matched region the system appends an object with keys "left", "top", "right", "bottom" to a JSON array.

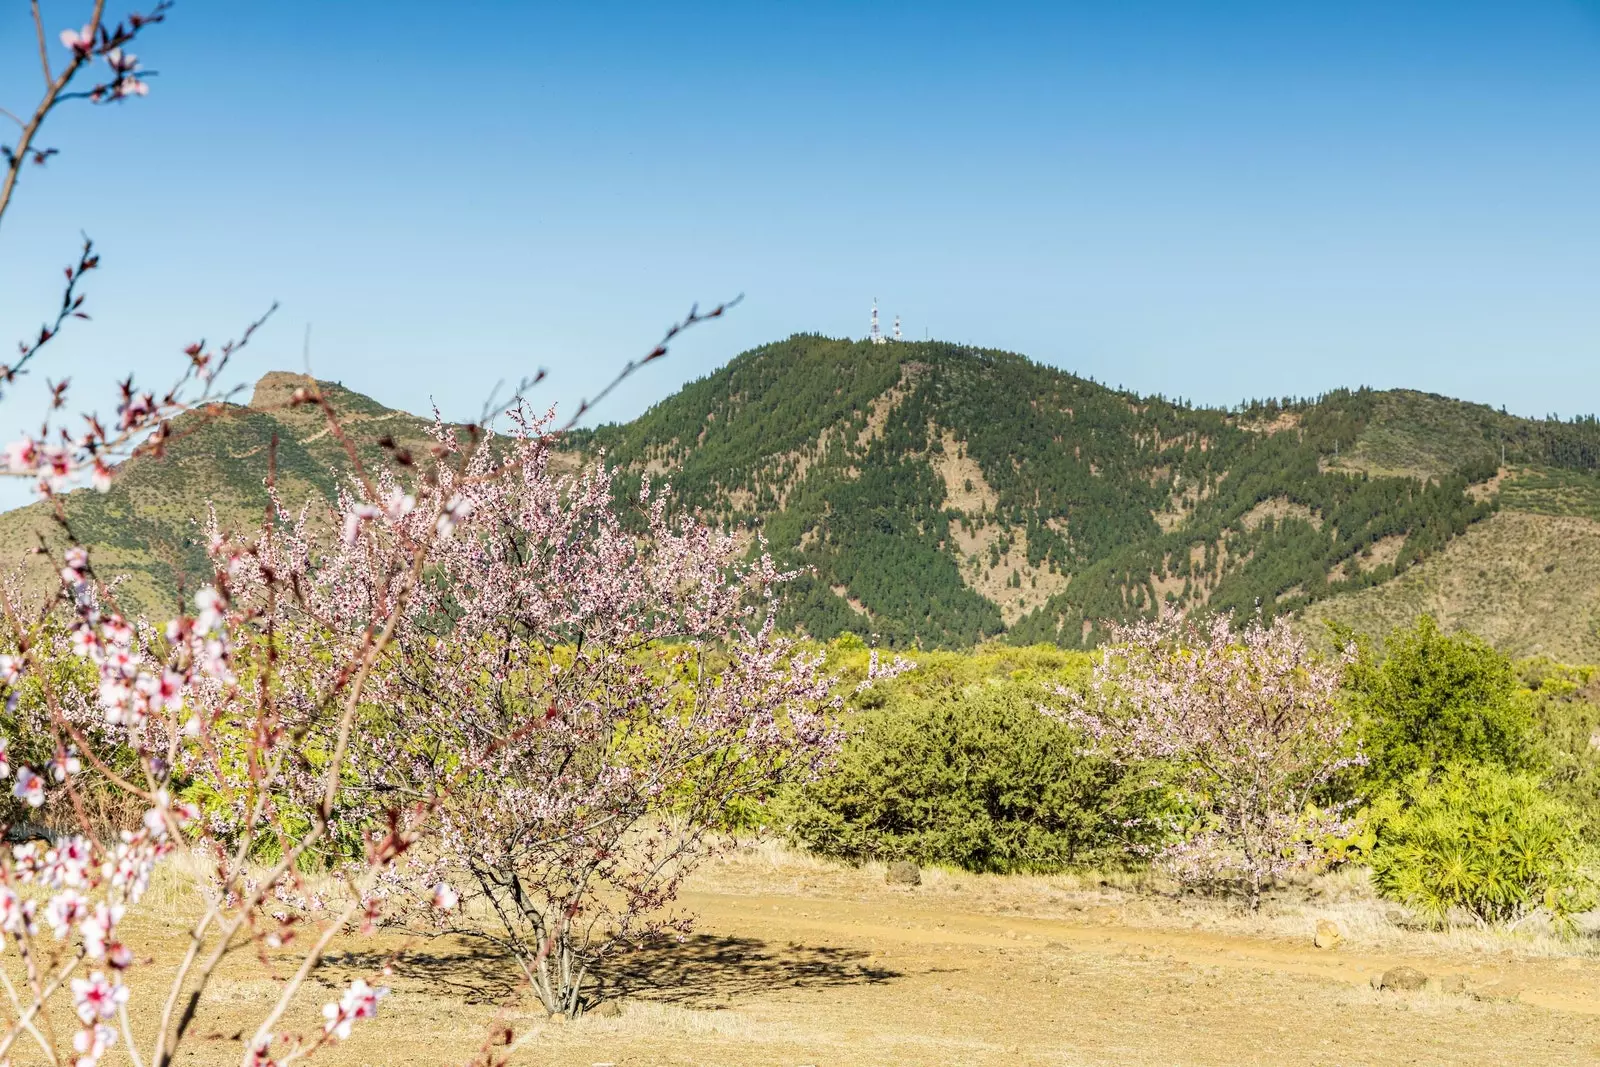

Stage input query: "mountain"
[
  {"left": 580, "top": 335, "right": 1600, "bottom": 652},
  {"left": 0, "top": 372, "right": 443, "bottom": 620},
  {"left": 8, "top": 338, "right": 1600, "bottom": 656}
]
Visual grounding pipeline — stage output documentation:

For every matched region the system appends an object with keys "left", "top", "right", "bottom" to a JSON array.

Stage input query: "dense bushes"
[
  {"left": 783, "top": 683, "right": 1167, "bottom": 872},
  {"left": 779, "top": 618, "right": 1600, "bottom": 931},
  {"left": 1346, "top": 616, "right": 1536, "bottom": 787},
  {"left": 1368, "top": 763, "right": 1596, "bottom": 928}
]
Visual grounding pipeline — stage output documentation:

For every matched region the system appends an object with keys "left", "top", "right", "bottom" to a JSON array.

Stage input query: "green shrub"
[
  {"left": 780, "top": 683, "right": 1173, "bottom": 873},
  {"left": 1347, "top": 616, "right": 1536, "bottom": 787},
  {"left": 1368, "top": 762, "right": 1597, "bottom": 929},
  {"left": 1519, "top": 658, "right": 1600, "bottom": 838}
]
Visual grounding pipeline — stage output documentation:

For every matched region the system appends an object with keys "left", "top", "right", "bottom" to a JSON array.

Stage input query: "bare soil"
[{"left": 87, "top": 853, "right": 1600, "bottom": 1066}]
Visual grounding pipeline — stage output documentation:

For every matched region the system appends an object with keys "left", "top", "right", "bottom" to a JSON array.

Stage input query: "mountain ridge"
[{"left": 8, "top": 336, "right": 1600, "bottom": 655}]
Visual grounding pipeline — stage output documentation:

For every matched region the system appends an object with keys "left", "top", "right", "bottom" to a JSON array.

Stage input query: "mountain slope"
[
  {"left": 0, "top": 372, "right": 441, "bottom": 619},
  {"left": 581, "top": 334, "right": 1600, "bottom": 648},
  {"left": 9, "top": 338, "right": 1600, "bottom": 653}
]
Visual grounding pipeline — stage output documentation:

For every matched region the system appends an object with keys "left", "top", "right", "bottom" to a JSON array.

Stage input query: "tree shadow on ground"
[
  {"left": 320, "top": 932, "right": 900, "bottom": 1009},
  {"left": 594, "top": 933, "right": 900, "bottom": 1006},
  {"left": 320, "top": 941, "right": 526, "bottom": 1004}
]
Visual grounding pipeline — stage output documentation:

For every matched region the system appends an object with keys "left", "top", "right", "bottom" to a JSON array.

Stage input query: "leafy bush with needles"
[{"left": 1368, "top": 762, "right": 1598, "bottom": 929}]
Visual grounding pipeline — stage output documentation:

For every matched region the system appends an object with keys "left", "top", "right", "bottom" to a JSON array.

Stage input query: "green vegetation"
[
  {"left": 1346, "top": 616, "right": 1537, "bottom": 787},
  {"left": 774, "top": 621, "right": 1600, "bottom": 932},
  {"left": 16, "top": 339, "right": 1600, "bottom": 652},
  {"left": 782, "top": 644, "right": 1173, "bottom": 872},
  {"left": 583, "top": 334, "right": 1590, "bottom": 648},
  {"left": 1368, "top": 763, "right": 1597, "bottom": 929}
]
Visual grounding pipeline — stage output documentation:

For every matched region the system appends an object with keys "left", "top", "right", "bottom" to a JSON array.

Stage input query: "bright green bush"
[
  {"left": 1369, "top": 762, "right": 1597, "bottom": 929},
  {"left": 1519, "top": 658, "right": 1600, "bottom": 837},
  {"left": 780, "top": 682, "right": 1173, "bottom": 873},
  {"left": 1347, "top": 616, "right": 1537, "bottom": 787}
]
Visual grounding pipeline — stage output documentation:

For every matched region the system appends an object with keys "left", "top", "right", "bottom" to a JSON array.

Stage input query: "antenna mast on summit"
[
  {"left": 893, "top": 315, "right": 902, "bottom": 342},
  {"left": 870, "top": 299, "right": 884, "bottom": 345}
]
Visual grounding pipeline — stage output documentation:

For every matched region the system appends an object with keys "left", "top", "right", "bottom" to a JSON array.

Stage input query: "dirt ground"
[{"left": 70, "top": 852, "right": 1600, "bottom": 1065}]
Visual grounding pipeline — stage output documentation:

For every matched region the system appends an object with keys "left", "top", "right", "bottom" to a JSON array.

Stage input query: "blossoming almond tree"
[
  {"left": 1056, "top": 609, "right": 1363, "bottom": 910},
  {"left": 213, "top": 413, "right": 847, "bottom": 1017},
  {"left": 1, "top": 4, "right": 762, "bottom": 1061}
]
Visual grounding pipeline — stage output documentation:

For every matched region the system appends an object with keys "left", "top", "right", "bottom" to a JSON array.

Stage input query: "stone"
[
  {"left": 1378, "top": 966, "right": 1428, "bottom": 992},
  {"left": 590, "top": 999, "right": 624, "bottom": 1018},
  {"left": 885, "top": 860, "right": 921, "bottom": 886},
  {"left": 1313, "top": 919, "right": 1342, "bottom": 950},
  {"left": 1430, "top": 974, "right": 1472, "bottom": 996}
]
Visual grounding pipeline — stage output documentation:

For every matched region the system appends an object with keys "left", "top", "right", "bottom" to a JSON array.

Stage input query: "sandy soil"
[{"left": 47, "top": 855, "right": 1600, "bottom": 1066}]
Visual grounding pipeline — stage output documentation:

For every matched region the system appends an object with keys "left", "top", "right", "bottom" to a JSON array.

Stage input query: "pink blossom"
[
  {"left": 4, "top": 438, "right": 37, "bottom": 472},
  {"left": 45, "top": 889, "right": 89, "bottom": 939},
  {"left": 13, "top": 766, "right": 44, "bottom": 807},
  {"left": 59, "top": 25, "right": 95, "bottom": 54},
  {"left": 90, "top": 458, "right": 112, "bottom": 492},
  {"left": 431, "top": 882, "right": 459, "bottom": 910},
  {"left": 0, "top": 887, "right": 26, "bottom": 934},
  {"left": 1055, "top": 608, "right": 1361, "bottom": 909},
  {"left": 69, "top": 971, "right": 126, "bottom": 1023},
  {"left": 321, "top": 978, "right": 387, "bottom": 1040},
  {"left": 73, "top": 1021, "right": 117, "bottom": 1065}
]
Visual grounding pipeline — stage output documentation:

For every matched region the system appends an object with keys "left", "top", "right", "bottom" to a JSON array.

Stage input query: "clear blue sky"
[{"left": 3, "top": 0, "right": 1599, "bottom": 498}]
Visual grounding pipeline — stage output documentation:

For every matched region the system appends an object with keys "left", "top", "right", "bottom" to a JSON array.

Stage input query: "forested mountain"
[
  {"left": 8, "top": 338, "right": 1600, "bottom": 653},
  {"left": 581, "top": 334, "right": 1600, "bottom": 649}
]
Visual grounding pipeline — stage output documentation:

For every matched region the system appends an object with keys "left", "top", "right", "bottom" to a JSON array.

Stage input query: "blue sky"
[{"left": 2, "top": 0, "right": 1599, "bottom": 504}]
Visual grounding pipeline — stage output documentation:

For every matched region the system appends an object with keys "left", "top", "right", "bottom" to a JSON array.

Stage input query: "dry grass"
[
  {"left": 1305, "top": 509, "right": 1600, "bottom": 662},
  {"left": 11, "top": 843, "right": 1600, "bottom": 1064}
]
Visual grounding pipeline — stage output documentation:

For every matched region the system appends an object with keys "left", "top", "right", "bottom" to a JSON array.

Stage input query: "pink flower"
[
  {"left": 91, "top": 459, "right": 113, "bottom": 492},
  {"left": 384, "top": 488, "right": 416, "bottom": 520},
  {"left": 70, "top": 626, "right": 101, "bottom": 660},
  {"left": 435, "top": 494, "right": 473, "bottom": 538},
  {"left": 45, "top": 890, "right": 88, "bottom": 939},
  {"left": 0, "top": 736, "right": 10, "bottom": 780},
  {"left": 59, "top": 25, "right": 94, "bottom": 55},
  {"left": 105, "top": 48, "right": 137, "bottom": 74},
  {"left": 321, "top": 978, "right": 388, "bottom": 1040},
  {"left": 80, "top": 903, "right": 125, "bottom": 960},
  {"left": 431, "top": 882, "right": 459, "bottom": 910},
  {"left": 341, "top": 503, "right": 381, "bottom": 546},
  {"left": 69, "top": 971, "right": 127, "bottom": 1023},
  {"left": 194, "top": 585, "right": 226, "bottom": 633},
  {"left": 13, "top": 766, "right": 44, "bottom": 808},
  {"left": 4, "top": 438, "right": 37, "bottom": 472},
  {"left": 0, "top": 887, "right": 25, "bottom": 934},
  {"left": 73, "top": 1021, "right": 117, "bottom": 1064},
  {"left": 245, "top": 1036, "right": 279, "bottom": 1067}
]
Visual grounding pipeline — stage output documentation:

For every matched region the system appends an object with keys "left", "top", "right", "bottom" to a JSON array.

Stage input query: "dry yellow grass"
[{"left": 13, "top": 843, "right": 1600, "bottom": 1065}]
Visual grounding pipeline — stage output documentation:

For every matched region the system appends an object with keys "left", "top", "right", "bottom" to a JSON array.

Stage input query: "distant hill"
[
  {"left": 9, "top": 338, "right": 1600, "bottom": 654},
  {"left": 0, "top": 372, "right": 443, "bottom": 619},
  {"left": 582, "top": 334, "right": 1600, "bottom": 650}
]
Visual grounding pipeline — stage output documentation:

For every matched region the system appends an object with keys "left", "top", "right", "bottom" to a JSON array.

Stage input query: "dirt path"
[
  {"left": 104, "top": 865, "right": 1600, "bottom": 1066},
  {"left": 516, "top": 884, "right": 1600, "bottom": 1066}
]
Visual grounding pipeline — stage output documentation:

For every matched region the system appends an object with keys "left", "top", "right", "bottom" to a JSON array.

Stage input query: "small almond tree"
[
  {"left": 219, "top": 417, "right": 846, "bottom": 1016},
  {"left": 1058, "top": 609, "right": 1363, "bottom": 910},
  {"left": 0, "top": 5, "right": 752, "bottom": 1060}
]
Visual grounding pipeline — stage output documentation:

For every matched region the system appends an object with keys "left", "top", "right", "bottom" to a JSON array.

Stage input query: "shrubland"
[{"left": 781, "top": 614, "right": 1600, "bottom": 931}]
